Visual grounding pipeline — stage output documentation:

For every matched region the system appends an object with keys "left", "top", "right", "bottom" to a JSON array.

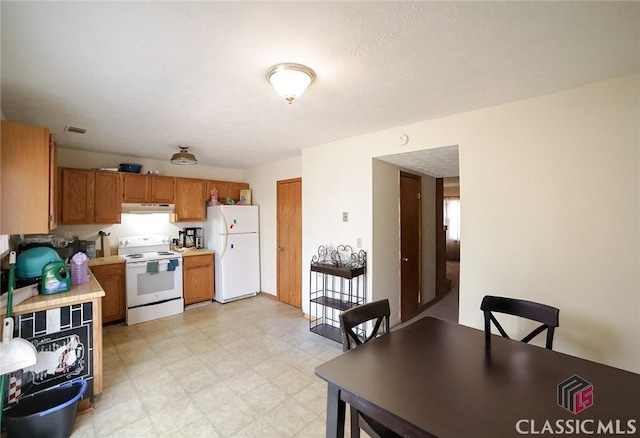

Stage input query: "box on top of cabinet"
[{"left": 239, "top": 189, "right": 252, "bottom": 205}]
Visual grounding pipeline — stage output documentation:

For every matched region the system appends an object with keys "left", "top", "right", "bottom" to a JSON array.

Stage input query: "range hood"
[{"left": 121, "top": 203, "right": 175, "bottom": 214}]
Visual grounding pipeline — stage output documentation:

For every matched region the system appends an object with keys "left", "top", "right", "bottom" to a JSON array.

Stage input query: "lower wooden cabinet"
[
  {"left": 183, "top": 254, "right": 214, "bottom": 305},
  {"left": 91, "top": 263, "right": 126, "bottom": 323}
]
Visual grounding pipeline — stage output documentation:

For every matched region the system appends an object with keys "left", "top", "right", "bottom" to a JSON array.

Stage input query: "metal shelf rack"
[{"left": 309, "top": 245, "right": 366, "bottom": 344}]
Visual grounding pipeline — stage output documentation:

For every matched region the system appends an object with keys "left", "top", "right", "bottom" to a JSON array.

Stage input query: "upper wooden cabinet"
[
  {"left": 151, "top": 176, "right": 175, "bottom": 203},
  {"left": 122, "top": 174, "right": 175, "bottom": 203},
  {"left": 205, "top": 180, "right": 228, "bottom": 202},
  {"left": 205, "top": 180, "right": 249, "bottom": 203},
  {"left": 94, "top": 171, "right": 122, "bottom": 223},
  {"left": 60, "top": 169, "right": 94, "bottom": 224},
  {"left": 56, "top": 166, "right": 247, "bottom": 225},
  {"left": 1, "top": 121, "right": 56, "bottom": 234},
  {"left": 174, "top": 178, "right": 205, "bottom": 221},
  {"left": 59, "top": 168, "right": 122, "bottom": 225},
  {"left": 122, "top": 173, "right": 147, "bottom": 203}
]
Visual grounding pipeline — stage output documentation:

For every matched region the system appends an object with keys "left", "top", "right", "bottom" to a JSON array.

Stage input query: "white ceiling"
[
  {"left": 378, "top": 145, "right": 459, "bottom": 178},
  {"left": 1, "top": 2, "right": 638, "bottom": 174}
]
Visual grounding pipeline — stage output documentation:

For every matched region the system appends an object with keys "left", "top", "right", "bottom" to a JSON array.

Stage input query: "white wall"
[
  {"left": 372, "top": 159, "right": 437, "bottom": 325},
  {"left": 302, "top": 73, "right": 640, "bottom": 373},
  {"left": 245, "top": 156, "right": 301, "bottom": 296},
  {"left": 420, "top": 174, "right": 436, "bottom": 306}
]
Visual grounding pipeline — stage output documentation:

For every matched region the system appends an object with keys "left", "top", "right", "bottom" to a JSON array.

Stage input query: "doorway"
[
  {"left": 373, "top": 145, "right": 459, "bottom": 325},
  {"left": 276, "top": 178, "right": 302, "bottom": 308}
]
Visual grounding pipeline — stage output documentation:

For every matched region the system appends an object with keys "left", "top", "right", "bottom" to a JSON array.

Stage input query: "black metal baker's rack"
[{"left": 309, "top": 245, "right": 366, "bottom": 343}]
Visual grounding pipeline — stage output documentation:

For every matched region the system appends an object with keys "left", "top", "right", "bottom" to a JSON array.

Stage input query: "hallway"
[{"left": 394, "top": 261, "right": 459, "bottom": 330}]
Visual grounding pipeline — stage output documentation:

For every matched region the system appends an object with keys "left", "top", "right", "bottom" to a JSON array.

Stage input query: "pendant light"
[
  {"left": 267, "top": 63, "right": 316, "bottom": 104},
  {"left": 171, "top": 146, "right": 197, "bottom": 165}
]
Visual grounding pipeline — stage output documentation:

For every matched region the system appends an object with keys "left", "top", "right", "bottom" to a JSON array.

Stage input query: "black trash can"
[{"left": 3, "top": 379, "right": 87, "bottom": 438}]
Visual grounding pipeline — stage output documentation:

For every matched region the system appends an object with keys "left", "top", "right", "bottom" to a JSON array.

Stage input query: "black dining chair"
[
  {"left": 480, "top": 295, "right": 560, "bottom": 350},
  {"left": 339, "top": 299, "right": 401, "bottom": 438}
]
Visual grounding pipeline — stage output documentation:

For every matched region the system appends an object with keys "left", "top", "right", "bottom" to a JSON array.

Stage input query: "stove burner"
[
  {"left": 157, "top": 252, "right": 174, "bottom": 256},
  {"left": 126, "top": 254, "right": 144, "bottom": 259}
]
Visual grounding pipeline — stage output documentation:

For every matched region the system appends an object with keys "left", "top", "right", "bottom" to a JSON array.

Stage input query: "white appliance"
[
  {"left": 117, "top": 235, "right": 183, "bottom": 325},
  {"left": 206, "top": 205, "right": 260, "bottom": 303}
]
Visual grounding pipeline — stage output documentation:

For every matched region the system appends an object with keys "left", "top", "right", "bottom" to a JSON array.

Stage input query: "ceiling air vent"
[{"left": 64, "top": 125, "right": 87, "bottom": 134}]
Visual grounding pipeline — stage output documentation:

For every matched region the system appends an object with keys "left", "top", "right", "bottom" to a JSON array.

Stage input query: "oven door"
[{"left": 125, "top": 259, "right": 183, "bottom": 308}]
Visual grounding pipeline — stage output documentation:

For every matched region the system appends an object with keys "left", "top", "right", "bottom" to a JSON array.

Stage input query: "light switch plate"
[{"left": 343, "top": 212, "right": 348, "bottom": 222}]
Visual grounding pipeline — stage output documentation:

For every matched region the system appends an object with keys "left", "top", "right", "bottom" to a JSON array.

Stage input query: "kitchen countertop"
[
  {"left": 86, "top": 250, "right": 213, "bottom": 264},
  {"left": 2, "top": 272, "right": 105, "bottom": 317},
  {"left": 177, "top": 248, "right": 215, "bottom": 257},
  {"left": 88, "top": 255, "right": 125, "bottom": 266}
]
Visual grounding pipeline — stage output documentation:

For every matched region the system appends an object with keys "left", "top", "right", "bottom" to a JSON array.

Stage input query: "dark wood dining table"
[{"left": 315, "top": 316, "right": 640, "bottom": 438}]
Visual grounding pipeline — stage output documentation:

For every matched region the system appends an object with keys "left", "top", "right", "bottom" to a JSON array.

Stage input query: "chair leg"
[{"left": 350, "top": 406, "right": 361, "bottom": 438}]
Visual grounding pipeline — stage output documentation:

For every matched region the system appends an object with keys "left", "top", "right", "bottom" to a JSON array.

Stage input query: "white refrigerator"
[{"left": 205, "top": 205, "right": 260, "bottom": 303}]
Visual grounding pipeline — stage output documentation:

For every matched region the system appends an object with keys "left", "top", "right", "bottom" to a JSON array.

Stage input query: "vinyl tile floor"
[{"left": 70, "top": 295, "right": 354, "bottom": 437}]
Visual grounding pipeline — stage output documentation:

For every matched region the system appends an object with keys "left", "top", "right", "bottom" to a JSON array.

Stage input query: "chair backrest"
[
  {"left": 339, "top": 299, "right": 391, "bottom": 352},
  {"left": 480, "top": 295, "right": 559, "bottom": 350}
]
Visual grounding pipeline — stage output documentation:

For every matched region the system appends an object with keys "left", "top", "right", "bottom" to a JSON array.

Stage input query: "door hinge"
[{"left": 417, "top": 192, "right": 421, "bottom": 200}]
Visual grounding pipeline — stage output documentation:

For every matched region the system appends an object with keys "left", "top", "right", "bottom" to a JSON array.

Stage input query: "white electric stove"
[{"left": 118, "top": 235, "right": 183, "bottom": 325}]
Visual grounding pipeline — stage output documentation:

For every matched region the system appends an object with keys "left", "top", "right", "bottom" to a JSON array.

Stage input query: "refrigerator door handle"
[{"left": 220, "top": 212, "right": 229, "bottom": 258}]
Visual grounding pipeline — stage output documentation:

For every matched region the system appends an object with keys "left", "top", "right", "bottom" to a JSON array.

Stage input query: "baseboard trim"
[{"left": 258, "top": 291, "right": 278, "bottom": 301}]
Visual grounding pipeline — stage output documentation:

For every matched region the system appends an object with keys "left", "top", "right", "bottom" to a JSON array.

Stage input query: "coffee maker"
[{"left": 182, "top": 227, "right": 203, "bottom": 248}]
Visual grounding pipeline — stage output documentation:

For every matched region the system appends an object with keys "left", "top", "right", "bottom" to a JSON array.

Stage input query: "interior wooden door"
[
  {"left": 399, "top": 171, "right": 421, "bottom": 322},
  {"left": 277, "top": 178, "right": 302, "bottom": 308}
]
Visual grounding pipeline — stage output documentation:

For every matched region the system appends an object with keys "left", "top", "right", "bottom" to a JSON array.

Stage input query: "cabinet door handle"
[{"left": 278, "top": 247, "right": 284, "bottom": 251}]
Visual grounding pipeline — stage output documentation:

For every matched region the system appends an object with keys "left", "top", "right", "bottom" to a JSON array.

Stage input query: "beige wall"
[
  {"left": 372, "top": 159, "right": 401, "bottom": 320},
  {"left": 372, "top": 160, "right": 437, "bottom": 324},
  {"left": 303, "top": 73, "right": 640, "bottom": 372}
]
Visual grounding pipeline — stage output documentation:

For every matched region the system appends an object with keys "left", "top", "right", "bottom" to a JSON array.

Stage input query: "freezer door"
[
  {"left": 216, "top": 233, "right": 260, "bottom": 302},
  {"left": 220, "top": 206, "right": 259, "bottom": 234}
]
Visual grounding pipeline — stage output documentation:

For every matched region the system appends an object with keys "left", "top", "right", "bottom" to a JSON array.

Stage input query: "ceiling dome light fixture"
[
  {"left": 170, "top": 146, "right": 197, "bottom": 165},
  {"left": 267, "top": 63, "right": 316, "bottom": 104}
]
